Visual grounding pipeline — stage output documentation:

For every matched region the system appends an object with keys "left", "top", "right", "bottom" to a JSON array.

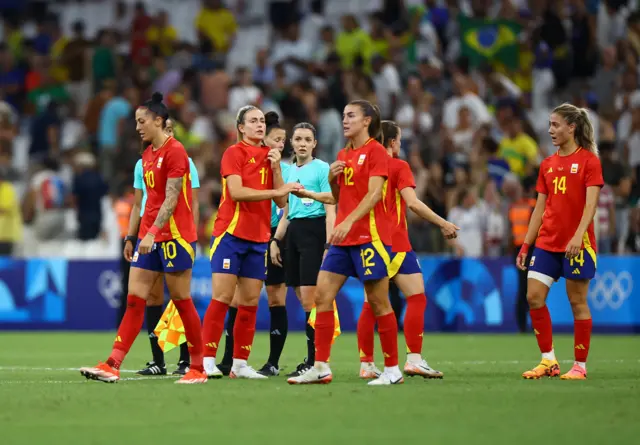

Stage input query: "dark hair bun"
[
  {"left": 151, "top": 92, "right": 164, "bottom": 104},
  {"left": 264, "top": 111, "right": 280, "bottom": 126}
]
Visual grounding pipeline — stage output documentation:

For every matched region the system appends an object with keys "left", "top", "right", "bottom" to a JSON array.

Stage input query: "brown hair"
[
  {"left": 552, "top": 103, "right": 599, "bottom": 156},
  {"left": 346, "top": 100, "right": 382, "bottom": 148},
  {"left": 236, "top": 105, "right": 259, "bottom": 142},
  {"left": 380, "top": 120, "right": 400, "bottom": 149}
]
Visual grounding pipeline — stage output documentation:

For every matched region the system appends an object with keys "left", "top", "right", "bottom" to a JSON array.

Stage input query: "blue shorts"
[
  {"left": 132, "top": 238, "right": 196, "bottom": 273},
  {"left": 528, "top": 246, "right": 596, "bottom": 285},
  {"left": 320, "top": 243, "right": 392, "bottom": 282},
  {"left": 210, "top": 233, "right": 268, "bottom": 280},
  {"left": 389, "top": 250, "right": 422, "bottom": 278}
]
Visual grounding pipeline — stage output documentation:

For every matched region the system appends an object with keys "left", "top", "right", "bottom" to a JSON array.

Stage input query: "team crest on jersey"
[
  {"left": 157, "top": 157, "right": 164, "bottom": 168},
  {"left": 571, "top": 163, "right": 579, "bottom": 174},
  {"left": 358, "top": 154, "right": 366, "bottom": 165}
]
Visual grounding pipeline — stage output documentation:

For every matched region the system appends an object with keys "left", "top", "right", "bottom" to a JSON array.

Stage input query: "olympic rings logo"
[{"left": 588, "top": 271, "right": 633, "bottom": 311}]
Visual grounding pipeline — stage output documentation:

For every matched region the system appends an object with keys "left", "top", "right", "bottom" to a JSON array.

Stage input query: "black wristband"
[
  {"left": 270, "top": 238, "right": 281, "bottom": 246},
  {"left": 124, "top": 236, "right": 136, "bottom": 244}
]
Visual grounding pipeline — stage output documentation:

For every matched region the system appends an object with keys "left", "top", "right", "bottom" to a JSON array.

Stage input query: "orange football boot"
[
  {"left": 80, "top": 362, "right": 120, "bottom": 383},
  {"left": 560, "top": 364, "right": 587, "bottom": 380},
  {"left": 522, "top": 359, "right": 560, "bottom": 379}
]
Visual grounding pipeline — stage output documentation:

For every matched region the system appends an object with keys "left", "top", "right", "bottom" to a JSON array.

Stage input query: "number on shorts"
[
  {"left": 552, "top": 175, "right": 566, "bottom": 195},
  {"left": 344, "top": 167, "right": 354, "bottom": 186},
  {"left": 360, "top": 248, "right": 375, "bottom": 268},
  {"left": 144, "top": 170, "right": 155, "bottom": 188},
  {"left": 260, "top": 167, "right": 268, "bottom": 185},
  {"left": 161, "top": 241, "right": 177, "bottom": 260},
  {"left": 570, "top": 249, "right": 585, "bottom": 267}
]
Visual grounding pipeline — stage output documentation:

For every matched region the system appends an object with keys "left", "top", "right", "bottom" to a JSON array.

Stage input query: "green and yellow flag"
[
  {"left": 308, "top": 300, "right": 341, "bottom": 343},
  {"left": 154, "top": 301, "right": 186, "bottom": 353},
  {"left": 459, "top": 15, "right": 521, "bottom": 70}
]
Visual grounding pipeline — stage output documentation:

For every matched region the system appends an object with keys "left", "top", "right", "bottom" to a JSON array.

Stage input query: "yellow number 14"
[{"left": 552, "top": 175, "right": 566, "bottom": 195}]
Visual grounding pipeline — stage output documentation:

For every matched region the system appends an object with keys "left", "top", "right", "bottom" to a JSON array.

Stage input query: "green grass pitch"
[{"left": 0, "top": 332, "right": 638, "bottom": 444}]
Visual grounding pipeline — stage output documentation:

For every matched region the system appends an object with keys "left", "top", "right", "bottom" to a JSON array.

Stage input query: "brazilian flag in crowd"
[{"left": 459, "top": 15, "right": 521, "bottom": 70}]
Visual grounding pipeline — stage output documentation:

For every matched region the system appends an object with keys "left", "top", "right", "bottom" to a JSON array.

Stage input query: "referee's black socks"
[
  {"left": 305, "top": 311, "right": 315, "bottom": 365},
  {"left": 220, "top": 306, "right": 238, "bottom": 367},
  {"left": 146, "top": 305, "right": 164, "bottom": 365},
  {"left": 268, "top": 305, "right": 288, "bottom": 368}
]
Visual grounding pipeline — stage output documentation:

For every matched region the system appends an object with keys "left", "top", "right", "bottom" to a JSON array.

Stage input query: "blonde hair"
[
  {"left": 552, "top": 103, "right": 599, "bottom": 156},
  {"left": 236, "top": 105, "right": 259, "bottom": 142}
]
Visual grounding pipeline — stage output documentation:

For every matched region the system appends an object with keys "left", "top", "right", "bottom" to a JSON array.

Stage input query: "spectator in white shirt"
[
  {"left": 448, "top": 187, "right": 485, "bottom": 258},
  {"left": 228, "top": 66, "right": 262, "bottom": 113}
]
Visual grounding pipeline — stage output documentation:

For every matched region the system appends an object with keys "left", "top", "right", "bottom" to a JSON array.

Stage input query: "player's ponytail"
[
  {"left": 140, "top": 92, "right": 169, "bottom": 129},
  {"left": 265, "top": 111, "right": 282, "bottom": 137},
  {"left": 552, "top": 103, "right": 599, "bottom": 157},
  {"left": 347, "top": 100, "right": 383, "bottom": 149}
]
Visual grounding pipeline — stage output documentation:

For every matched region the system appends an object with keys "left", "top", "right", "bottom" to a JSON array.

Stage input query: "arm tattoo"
[{"left": 152, "top": 177, "right": 182, "bottom": 229}]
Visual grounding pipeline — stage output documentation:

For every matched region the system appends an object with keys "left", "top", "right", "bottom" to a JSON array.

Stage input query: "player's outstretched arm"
[
  {"left": 292, "top": 189, "right": 337, "bottom": 204},
  {"left": 226, "top": 175, "right": 301, "bottom": 203},
  {"left": 400, "top": 187, "right": 459, "bottom": 238},
  {"left": 330, "top": 176, "right": 384, "bottom": 244}
]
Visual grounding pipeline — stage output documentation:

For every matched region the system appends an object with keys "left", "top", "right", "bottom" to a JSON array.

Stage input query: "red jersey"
[
  {"left": 535, "top": 148, "right": 604, "bottom": 252},
  {"left": 139, "top": 137, "right": 196, "bottom": 242},
  {"left": 213, "top": 141, "right": 274, "bottom": 243},
  {"left": 386, "top": 157, "right": 416, "bottom": 253},
  {"left": 334, "top": 138, "right": 391, "bottom": 246}
]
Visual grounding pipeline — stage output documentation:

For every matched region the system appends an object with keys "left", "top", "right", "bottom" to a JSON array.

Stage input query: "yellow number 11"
[
  {"left": 553, "top": 176, "right": 566, "bottom": 195},
  {"left": 260, "top": 167, "right": 267, "bottom": 185}
]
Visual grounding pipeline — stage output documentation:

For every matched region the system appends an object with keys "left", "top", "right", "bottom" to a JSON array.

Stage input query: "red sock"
[
  {"left": 173, "top": 298, "right": 204, "bottom": 372},
  {"left": 377, "top": 312, "right": 399, "bottom": 367},
  {"left": 202, "top": 299, "right": 229, "bottom": 358},
  {"left": 357, "top": 302, "right": 375, "bottom": 362},
  {"left": 107, "top": 294, "right": 145, "bottom": 369},
  {"left": 574, "top": 318, "right": 592, "bottom": 363},
  {"left": 530, "top": 306, "right": 553, "bottom": 353},
  {"left": 233, "top": 305, "right": 258, "bottom": 360},
  {"left": 404, "top": 293, "right": 427, "bottom": 354},
  {"left": 314, "top": 311, "right": 335, "bottom": 363}
]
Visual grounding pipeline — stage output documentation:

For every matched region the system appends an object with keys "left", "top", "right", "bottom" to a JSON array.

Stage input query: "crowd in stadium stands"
[{"left": 0, "top": 0, "right": 640, "bottom": 259}]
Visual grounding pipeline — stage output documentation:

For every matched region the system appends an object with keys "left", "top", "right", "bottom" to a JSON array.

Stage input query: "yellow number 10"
[
  {"left": 144, "top": 171, "right": 155, "bottom": 188},
  {"left": 260, "top": 167, "right": 267, "bottom": 185},
  {"left": 552, "top": 176, "right": 566, "bottom": 195}
]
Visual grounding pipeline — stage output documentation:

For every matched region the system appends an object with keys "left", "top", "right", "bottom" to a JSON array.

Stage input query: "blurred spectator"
[
  {"left": 597, "top": 183, "right": 617, "bottom": 254},
  {"left": 371, "top": 54, "right": 401, "bottom": 120},
  {"left": 625, "top": 201, "right": 640, "bottom": 253},
  {"left": 600, "top": 140, "right": 633, "bottom": 252},
  {"left": 22, "top": 157, "right": 67, "bottom": 248},
  {"left": 270, "top": 22, "right": 312, "bottom": 84},
  {"left": 62, "top": 21, "right": 91, "bottom": 114},
  {"left": 228, "top": 66, "right": 261, "bottom": 113},
  {"left": 130, "top": 1, "right": 152, "bottom": 67},
  {"left": 147, "top": 10, "right": 179, "bottom": 58},
  {"left": 92, "top": 30, "right": 118, "bottom": 91},
  {"left": 0, "top": 142, "right": 22, "bottom": 255},
  {"left": 482, "top": 180, "right": 507, "bottom": 258},
  {"left": 395, "top": 74, "right": 433, "bottom": 153},
  {"left": 29, "top": 100, "right": 61, "bottom": 163},
  {"left": 195, "top": 0, "right": 237, "bottom": 57},
  {"left": 97, "top": 85, "right": 138, "bottom": 181},
  {"left": 498, "top": 113, "right": 539, "bottom": 179},
  {"left": 482, "top": 136, "right": 511, "bottom": 190},
  {"left": 0, "top": 43, "right": 25, "bottom": 112},
  {"left": 336, "top": 15, "right": 373, "bottom": 71},
  {"left": 71, "top": 152, "right": 108, "bottom": 241},
  {"left": 252, "top": 49, "right": 275, "bottom": 88},
  {"left": 448, "top": 187, "right": 484, "bottom": 257}
]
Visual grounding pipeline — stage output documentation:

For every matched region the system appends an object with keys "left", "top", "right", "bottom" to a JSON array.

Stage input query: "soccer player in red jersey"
[
  {"left": 517, "top": 103, "right": 604, "bottom": 380},
  {"left": 201, "top": 106, "right": 301, "bottom": 379},
  {"left": 287, "top": 100, "right": 399, "bottom": 386},
  {"left": 357, "top": 121, "right": 458, "bottom": 380},
  {"left": 80, "top": 92, "right": 207, "bottom": 384}
]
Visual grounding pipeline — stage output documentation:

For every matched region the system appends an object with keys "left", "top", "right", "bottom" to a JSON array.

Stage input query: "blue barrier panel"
[{"left": 0, "top": 255, "right": 638, "bottom": 332}]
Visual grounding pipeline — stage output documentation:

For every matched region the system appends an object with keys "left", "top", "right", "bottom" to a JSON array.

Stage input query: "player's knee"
[
  {"left": 267, "top": 285, "right": 286, "bottom": 307},
  {"left": 147, "top": 293, "right": 163, "bottom": 306},
  {"left": 314, "top": 288, "right": 333, "bottom": 312},
  {"left": 367, "top": 297, "right": 392, "bottom": 317},
  {"left": 526, "top": 291, "right": 545, "bottom": 309}
]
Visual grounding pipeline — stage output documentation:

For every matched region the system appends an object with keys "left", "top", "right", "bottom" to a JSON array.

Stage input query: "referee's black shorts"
[
  {"left": 285, "top": 217, "right": 326, "bottom": 288},
  {"left": 265, "top": 226, "right": 286, "bottom": 286}
]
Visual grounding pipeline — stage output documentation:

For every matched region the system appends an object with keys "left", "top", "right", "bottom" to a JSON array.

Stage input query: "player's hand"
[
  {"left": 275, "top": 182, "right": 303, "bottom": 198},
  {"left": 267, "top": 148, "right": 282, "bottom": 168},
  {"left": 329, "top": 220, "right": 353, "bottom": 244},
  {"left": 123, "top": 240, "right": 134, "bottom": 262},
  {"left": 270, "top": 241, "right": 283, "bottom": 267},
  {"left": 292, "top": 188, "right": 313, "bottom": 199},
  {"left": 440, "top": 221, "right": 460, "bottom": 239},
  {"left": 138, "top": 233, "right": 155, "bottom": 255},
  {"left": 516, "top": 243, "right": 530, "bottom": 271},
  {"left": 328, "top": 161, "right": 346, "bottom": 183},
  {"left": 565, "top": 235, "right": 582, "bottom": 259}
]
